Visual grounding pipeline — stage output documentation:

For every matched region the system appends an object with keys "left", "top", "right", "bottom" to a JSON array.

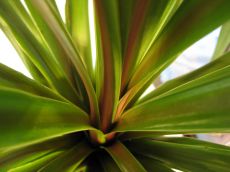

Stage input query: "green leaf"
[
  {"left": 0, "top": 1, "right": 51, "bottom": 84},
  {"left": 138, "top": 51, "right": 230, "bottom": 104},
  {"left": 8, "top": 151, "right": 63, "bottom": 172},
  {"left": 0, "top": 88, "right": 92, "bottom": 149},
  {"left": 104, "top": 141, "right": 146, "bottom": 172},
  {"left": 0, "top": 63, "right": 66, "bottom": 102},
  {"left": 0, "top": 1, "right": 84, "bottom": 107},
  {"left": 94, "top": 17, "right": 104, "bottom": 101},
  {"left": 24, "top": 0, "right": 100, "bottom": 126},
  {"left": 136, "top": 0, "right": 183, "bottom": 64},
  {"left": 115, "top": 65, "right": 230, "bottom": 133},
  {"left": 65, "top": 0, "right": 93, "bottom": 109},
  {"left": 1, "top": 151, "right": 58, "bottom": 172},
  {"left": 134, "top": 154, "right": 174, "bottom": 172},
  {"left": 130, "top": 0, "right": 230, "bottom": 88},
  {"left": 94, "top": 0, "right": 122, "bottom": 131},
  {"left": 0, "top": 19, "right": 47, "bottom": 85},
  {"left": 155, "top": 137, "right": 230, "bottom": 150},
  {"left": 212, "top": 21, "right": 230, "bottom": 60},
  {"left": 121, "top": 0, "right": 182, "bottom": 93},
  {"left": 0, "top": 133, "right": 82, "bottom": 167},
  {"left": 126, "top": 138, "right": 230, "bottom": 171},
  {"left": 120, "top": 0, "right": 149, "bottom": 93},
  {"left": 78, "top": 152, "right": 105, "bottom": 172},
  {"left": 119, "top": 132, "right": 163, "bottom": 141},
  {"left": 118, "top": 0, "right": 230, "bottom": 113},
  {"left": 66, "top": 0, "right": 94, "bottom": 82},
  {"left": 118, "top": 0, "right": 134, "bottom": 58},
  {"left": 24, "top": 0, "right": 78, "bottom": 87},
  {"left": 39, "top": 141, "right": 93, "bottom": 171},
  {"left": 99, "top": 152, "right": 121, "bottom": 172}
]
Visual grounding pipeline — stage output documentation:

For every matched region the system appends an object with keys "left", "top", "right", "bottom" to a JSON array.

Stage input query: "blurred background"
[{"left": 0, "top": 0, "right": 229, "bottom": 146}]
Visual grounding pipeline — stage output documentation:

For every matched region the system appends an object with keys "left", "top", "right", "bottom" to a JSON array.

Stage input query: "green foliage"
[{"left": 0, "top": 0, "right": 229, "bottom": 171}]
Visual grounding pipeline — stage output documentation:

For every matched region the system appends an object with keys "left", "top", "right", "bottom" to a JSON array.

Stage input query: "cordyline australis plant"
[{"left": 0, "top": 0, "right": 230, "bottom": 171}]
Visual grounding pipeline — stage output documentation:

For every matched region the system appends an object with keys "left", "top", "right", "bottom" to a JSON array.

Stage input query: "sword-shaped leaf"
[
  {"left": 126, "top": 138, "right": 230, "bottom": 171},
  {"left": 138, "top": 51, "right": 230, "bottom": 104},
  {"left": 0, "top": 88, "right": 92, "bottom": 149},
  {"left": 104, "top": 141, "right": 146, "bottom": 172},
  {"left": 118, "top": 0, "right": 230, "bottom": 115},
  {"left": 0, "top": 63, "right": 66, "bottom": 102},
  {"left": 212, "top": 21, "right": 230, "bottom": 60},
  {"left": 39, "top": 141, "right": 93, "bottom": 171},
  {"left": 66, "top": 0, "right": 94, "bottom": 82},
  {"left": 25, "top": 0, "right": 100, "bottom": 126},
  {"left": 94, "top": 0, "right": 122, "bottom": 131},
  {"left": 115, "top": 65, "right": 230, "bottom": 133}
]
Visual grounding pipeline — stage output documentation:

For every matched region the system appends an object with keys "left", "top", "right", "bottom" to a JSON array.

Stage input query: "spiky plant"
[{"left": 0, "top": 0, "right": 230, "bottom": 171}]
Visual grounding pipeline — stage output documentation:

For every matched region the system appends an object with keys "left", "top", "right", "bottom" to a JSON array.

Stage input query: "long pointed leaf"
[
  {"left": 104, "top": 141, "right": 146, "bottom": 172},
  {"left": 138, "top": 51, "right": 230, "bottom": 104},
  {"left": 117, "top": 0, "right": 230, "bottom": 114},
  {"left": 212, "top": 21, "right": 230, "bottom": 60},
  {"left": 134, "top": 154, "right": 174, "bottom": 172},
  {"left": 0, "top": 133, "right": 82, "bottom": 167},
  {"left": 115, "top": 65, "right": 230, "bottom": 133},
  {"left": 0, "top": 63, "right": 66, "bottom": 102},
  {"left": 0, "top": 20, "right": 47, "bottom": 85},
  {"left": 0, "top": 88, "right": 92, "bottom": 149},
  {"left": 24, "top": 0, "right": 78, "bottom": 88},
  {"left": 0, "top": 1, "right": 84, "bottom": 107},
  {"left": 8, "top": 151, "right": 63, "bottom": 172},
  {"left": 121, "top": 0, "right": 182, "bottom": 93},
  {"left": 94, "top": 0, "right": 122, "bottom": 131},
  {"left": 66, "top": 0, "right": 94, "bottom": 82},
  {"left": 26, "top": 0, "right": 100, "bottom": 126},
  {"left": 99, "top": 152, "right": 121, "bottom": 172},
  {"left": 39, "top": 141, "right": 93, "bottom": 171},
  {"left": 130, "top": 0, "right": 230, "bottom": 88},
  {"left": 126, "top": 138, "right": 230, "bottom": 171}
]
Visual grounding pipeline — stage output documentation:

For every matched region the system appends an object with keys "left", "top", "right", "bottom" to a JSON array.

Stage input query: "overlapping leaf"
[
  {"left": 0, "top": 1, "right": 84, "bottom": 107},
  {"left": 0, "top": 63, "right": 65, "bottom": 102},
  {"left": 0, "top": 88, "right": 92, "bottom": 149},
  {"left": 39, "top": 141, "right": 93, "bottom": 171},
  {"left": 116, "top": 0, "right": 230, "bottom": 117},
  {"left": 212, "top": 21, "right": 230, "bottom": 60},
  {"left": 24, "top": 0, "right": 100, "bottom": 126},
  {"left": 126, "top": 138, "right": 230, "bottom": 171},
  {"left": 138, "top": 51, "right": 230, "bottom": 104},
  {"left": 94, "top": 0, "right": 122, "bottom": 131},
  {"left": 104, "top": 141, "right": 146, "bottom": 172},
  {"left": 115, "top": 65, "right": 230, "bottom": 133}
]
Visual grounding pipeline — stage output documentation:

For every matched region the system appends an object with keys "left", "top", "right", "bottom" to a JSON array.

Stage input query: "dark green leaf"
[
  {"left": 126, "top": 138, "right": 230, "bottom": 171},
  {"left": 0, "top": 133, "right": 82, "bottom": 167},
  {"left": 24, "top": 0, "right": 100, "bottom": 126},
  {"left": 39, "top": 141, "right": 93, "bottom": 171},
  {"left": 130, "top": 0, "right": 230, "bottom": 88},
  {"left": 66, "top": 0, "right": 94, "bottom": 82},
  {"left": 98, "top": 151, "right": 121, "bottom": 172},
  {"left": 104, "top": 141, "right": 146, "bottom": 172},
  {"left": 94, "top": 0, "right": 122, "bottom": 131},
  {"left": 138, "top": 51, "right": 230, "bottom": 104},
  {"left": 115, "top": 66, "right": 230, "bottom": 133},
  {"left": 8, "top": 151, "right": 63, "bottom": 172},
  {"left": 0, "top": 1, "right": 84, "bottom": 107},
  {"left": 0, "top": 63, "right": 66, "bottom": 102},
  {"left": 118, "top": 0, "right": 230, "bottom": 113},
  {"left": 134, "top": 154, "right": 174, "bottom": 172},
  {"left": 121, "top": 0, "right": 182, "bottom": 93},
  {"left": 0, "top": 88, "right": 92, "bottom": 149}
]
